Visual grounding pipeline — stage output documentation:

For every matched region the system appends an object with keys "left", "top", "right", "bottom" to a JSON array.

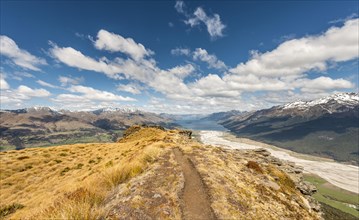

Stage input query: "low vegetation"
[
  {"left": 0, "top": 131, "right": 118, "bottom": 152},
  {"left": 187, "top": 146, "right": 320, "bottom": 219},
  {"left": 304, "top": 174, "right": 359, "bottom": 218},
  {"left": 0, "top": 126, "right": 322, "bottom": 219},
  {"left": 0, "top": 203, "right": 24, "bottom": 218},
  {"left": 0, "top": 126, "right": 170, "bottom": 219}
]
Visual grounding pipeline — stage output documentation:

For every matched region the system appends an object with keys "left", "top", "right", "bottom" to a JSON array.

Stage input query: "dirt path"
[{"left": 173, "top": 148, "right": 216, "bottom": 220}]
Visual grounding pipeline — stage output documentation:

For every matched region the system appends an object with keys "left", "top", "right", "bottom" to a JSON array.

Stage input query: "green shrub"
[
  {"left": 61, "top": 167, "right": 71, "bottom": 176},
  {"left": 17, "top": 156, "right": 29, "bottom": 160},
  {"left": 105, "top": 160, "right": 113, "bottom": 167},
  {"left": 0, "top": 203, "right": 24, "bottom": 218},
  {"left": 76, "top": 163, "right": 84, "bottom": 169}
]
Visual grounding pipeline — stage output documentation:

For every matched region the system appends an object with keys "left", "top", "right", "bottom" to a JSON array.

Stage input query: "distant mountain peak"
[
  {"left": 0, "top": 106, "right": 59, "bottom": 114},
  {"left": 0, "top": 106, "right": 144, "bottom": 115},
  {"left": 92, "top": 107, "right": 139, "bottom": 115},
  {"left": 282, "top": 92, "right": 359, "bottom": 110},
  {"left": 218, "top": 92, "right": 359, "bottom": 165},
  {"left": 26, "top": 106, "right": 56, "bottom": 112}
]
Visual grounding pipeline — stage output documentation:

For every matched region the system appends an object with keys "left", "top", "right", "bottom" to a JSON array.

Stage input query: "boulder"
[
  {"left": 297, "top": 181, "right": 317, "bottom": 196},
  {"left": 179, "top": 130, "right": 192, "bottom": 138},
  {"left": 269, "top": 157, "right": 283, "bottom": 166},
  {"left": 253, "top": 148, "right": 271, "bottom": 157},
  {"left": 122, "top": 125, "right": 142, "bottom": 138}
]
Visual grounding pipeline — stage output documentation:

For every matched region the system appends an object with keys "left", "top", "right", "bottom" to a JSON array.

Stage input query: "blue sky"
[{"left": 0, "top": 1, "right": 358, "bottom": 113}]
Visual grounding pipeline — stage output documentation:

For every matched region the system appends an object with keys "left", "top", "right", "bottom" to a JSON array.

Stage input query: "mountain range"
[
  {"left": 1, "top": 92, "right": 358, "bottom": 165},
  {"left": 0, "top": 107, "right": 172, "bottom": 150},
  {"left": 213, "top": 93, "right": 359, "bottom": 165}
]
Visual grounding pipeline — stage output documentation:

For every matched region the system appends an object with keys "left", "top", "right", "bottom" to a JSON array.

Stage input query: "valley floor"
[{"left": 200, "top": 130, "right": 359, "bottom": 194}]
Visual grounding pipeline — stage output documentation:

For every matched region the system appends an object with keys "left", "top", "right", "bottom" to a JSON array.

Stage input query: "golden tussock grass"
[
  {"left": 187, "top": 146, "right": 321, "bottom": 220},
  {"left": 246, "top": 161, "right": 264, "bottom": 174},
  {"left": 0, "top": 126, "right": 170, "bottom": 219}
]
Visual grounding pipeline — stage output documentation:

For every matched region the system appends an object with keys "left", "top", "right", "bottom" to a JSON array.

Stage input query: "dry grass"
[
  {"left": 246, "top": 161, "right": 264, "bottom": 174},
  {"left": 185, "top": 145, "right": 321, "bottom": 220},
  {"left": 104, "top": 147, "right": 183, "bottom": 219},
  {"left": 0, "top": 126, "right": 321, "bottom": 219},
  {"left": 0, "top": 126, "right": 170, "bottom": 219}
]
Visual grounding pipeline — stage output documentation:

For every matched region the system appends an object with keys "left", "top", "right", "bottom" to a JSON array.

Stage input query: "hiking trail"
[{"left": 173, "top": 148, "right": 216, "bottom": 220}]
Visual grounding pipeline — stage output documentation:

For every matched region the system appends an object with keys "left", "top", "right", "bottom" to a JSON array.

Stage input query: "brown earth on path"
[{"left": 173, "top": 147, "right": 216, "bottom": 220}]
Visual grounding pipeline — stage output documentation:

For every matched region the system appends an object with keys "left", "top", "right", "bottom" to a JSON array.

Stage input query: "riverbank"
[{"left": 199, "top": 130, "right": 359, "bottom": 194}]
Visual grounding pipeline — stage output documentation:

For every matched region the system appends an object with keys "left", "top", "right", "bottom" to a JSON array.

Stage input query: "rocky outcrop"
[
  {"left": 253, "top": 148, "right": 271, "bottom": 157},
  {"left": 122, "top": 125, "right": 142, "bottom": 138},
  {"left": 178, "top": 130, "right": 192, "bottom": 138},
  {"left": 251, "top": 148, "right": 321, "bottom": 214},
  {"left": 140, "top": 124, "right": 166, "bottom": 131}
]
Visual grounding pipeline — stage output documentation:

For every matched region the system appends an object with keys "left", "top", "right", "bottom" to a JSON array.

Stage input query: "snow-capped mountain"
[
  {"left": 0, "top": 106, "right": 172, "bottom": 151},
  {"left": 1, "top": 106, "right": 59, "bottom": 114},
  {"left": 1, "top": 106, "right": 142, "bottom": 115},
  {"left": 92, "top": 107, "right": 139, "bottom": 115},
  {"left": 218, "top": 92, "right": 359, "bottom": 164},
  {"left": 282, "top": 92, "right": 359, "bottom": 111}
]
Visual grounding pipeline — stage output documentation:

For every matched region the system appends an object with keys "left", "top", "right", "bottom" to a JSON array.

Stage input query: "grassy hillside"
[
  {"left": 304, "top": 174, "right": 359, "bottom": 218},
  {"left": 0, "top": 126, "right": 321, "bottom": 219},
  {"left": 0, "top": 127, "right": 169, "bottom": 219}
]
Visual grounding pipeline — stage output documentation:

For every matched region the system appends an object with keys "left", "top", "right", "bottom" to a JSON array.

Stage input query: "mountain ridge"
[
  {"left": 0, "top": 107, "right": 173, "bottom": 150},
  {"left": 215, "top": 92, "right": 359, "bottom": 165}
]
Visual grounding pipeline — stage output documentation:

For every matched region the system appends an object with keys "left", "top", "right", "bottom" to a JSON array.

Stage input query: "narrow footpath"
[{"left": 173, "top": 148, "right": 217, "bottom": 220}]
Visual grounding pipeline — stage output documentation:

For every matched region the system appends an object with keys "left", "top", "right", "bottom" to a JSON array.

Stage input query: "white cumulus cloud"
[
  {"left": 16, "top": 85, "right": 51, "bottom": 97},
  {"left": 51, "top": 85, "right": 137, "bottom": 111},
  {"left": 193, "top": 48, "right": 227, "bottom": 70},
  {"left": 68, "top": 85, "right": 136, "bottom": 102},
  {"left": 295, "top": 76, "right": 354, "bottom": 93},
  {"left": 0, "top": 85, "right": 51, "bottom": 107},
  {"left": 47, "top": 20, "right": 358, "bottom": 113},
  {"left": 171, "top": 48, "right": 191, "bottom": 56},
  {"left": 230, "top": 18, "right": 359, "bottom": 77},
  {"left": 0, "top": 79, "right": 10, "bottom": 90},
  {"left": 0, "top": 74, "right": 10, "bottom": 90},
  {"left": 0, "top": 35, "right": 47, "bottom": 71},
  {"left": 50, "top": 45, "right": 123, "bottom": 78},
  {"left": 117, "top": 83, "right": 143, "bottom": 95},
  {"left": 171, "top": 47, "right": 227, "bottom": 70},
  {"left": 58, "top": 76, "right": 83, "bottom": 86},
  {"left": 167, "top": 64, "right": 195, "bottom": 78},
  {"left": 94, "top": 29, "right": 153, "bottom": 61},
  {"left": 174, "top": 0, "right": 186, "bottom": 14},
  {"left": 175, "top": 1, "right": 226, "bottom": 39},
  {"left": 36, "top": 80, "right": 60, "bottom": 89},
  {"left": 186, "top": 7, "right": 226, "bottom": 39}
]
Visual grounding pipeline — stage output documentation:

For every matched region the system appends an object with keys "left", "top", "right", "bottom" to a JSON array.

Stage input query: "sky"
[{"left": 0, "top": 0, "right": 358, "bottom": 114}]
